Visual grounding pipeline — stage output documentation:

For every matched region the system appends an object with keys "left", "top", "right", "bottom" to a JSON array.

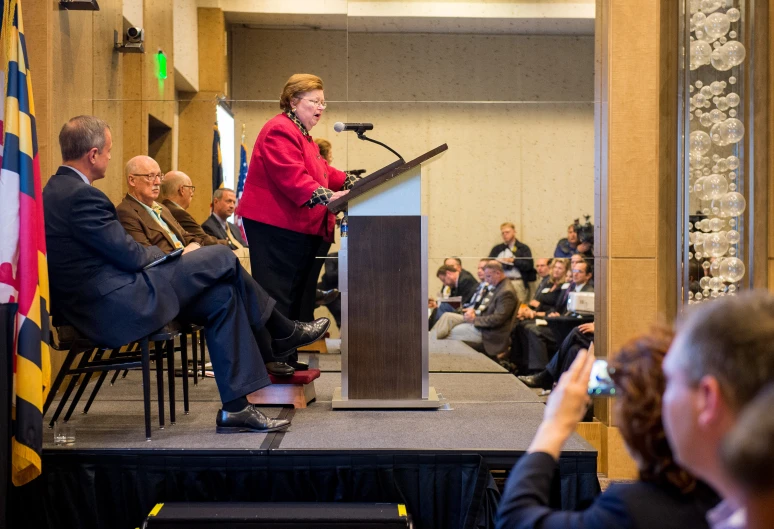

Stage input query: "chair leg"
[
  {"left": 200, "top": 333, "right": 207, "bottom": 379},
  {"left": 64, "top": 348, "right": 106, "bottom": 421},
  {"left": 121, "top": 369, "right": 129, "bottom": 379},
  {"left": 110, "top": 369, "right": 122, "bottom": 386},
  {"left": 154, "top": 340, "right": 165, "bottom": 429},
  {"left": 191, "top": 329, "right": 199, "bottom": 386},
  {"left": 140, "top": 338, "right": 152, "bottom": 441},
  {"left": 180, "top": 333, "right": 190, "bottom": 415},
  {"left": 166, "top": 339, "right": 176, "bottom": 425},
  {"left": 49, "top": 348, "right": 94, "bottom": 427},
  {"left": 44, "top": 346, "right": 81, "bottom": 415},
  {"left": 83, "top": 346, "right": 122, "bottom": 414}
]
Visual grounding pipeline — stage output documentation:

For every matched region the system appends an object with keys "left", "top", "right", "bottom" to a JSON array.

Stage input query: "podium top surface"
[{"left": 328, "top": 143, "right": 448, "bottom": 213}]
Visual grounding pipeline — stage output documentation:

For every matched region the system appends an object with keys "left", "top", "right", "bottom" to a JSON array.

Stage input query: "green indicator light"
[{"left": 156, "top": 50, "right": 167, "bottom": 80}]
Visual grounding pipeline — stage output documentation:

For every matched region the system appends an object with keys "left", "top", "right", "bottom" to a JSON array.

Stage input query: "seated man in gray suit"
[
  {"left": 202, "top": 188, "right": 248, "bottom": 250},
  {"left": 439, "top": 260, "right": 518, "bottom": 358}
]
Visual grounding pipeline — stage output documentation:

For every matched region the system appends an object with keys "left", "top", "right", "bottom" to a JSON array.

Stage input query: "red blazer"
[{"left": 236, "top": 113, "right": 346, "bottom": 242}]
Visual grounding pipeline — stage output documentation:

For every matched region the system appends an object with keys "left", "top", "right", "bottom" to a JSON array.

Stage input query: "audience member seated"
[
  {"left": 430, "top": 263, "right": 479, "bottom": 325},
  {"left": 117, "top": 156, "right": 222, "bottom": 253},
  {"left": 160, "top": 170, "right": 225, "bottom": 246},
  {"left": 436, "top": 261, "right": 517, "bottom": 358},
  {"left": 532, "top": 258, "right": 552, "bottom": 298},
  {"left": 553, "top": 223, "right": 579, "bottom": 258},
  {"left": 721, "top": 384, "right": 774, "bottom": 529},
  {"left": 488, "top": 222, "right": 536, "bottom": 305},
  {"left": 496, "top": 330, "right": 719, "bottom": 529},
  {"left": 45, "top": 116, "right": 330, "bottom": 432},
  {"left": 202, "top": 188, "right": 249, "bottom": 249},
  {"left": 548, "top": 258, "right": 593, "bottom": 318},
  {"left": 519, "top": 322, "right": 594, "bottom": 390},
  {"left": 663, "top": 291, "right": 774, "bottom": 529},
  {"left": 507, "top": 259, "right": 570, "bottom": 371},
  {"left": 433, "top": 259, "right": 491, "bottom": 336}
]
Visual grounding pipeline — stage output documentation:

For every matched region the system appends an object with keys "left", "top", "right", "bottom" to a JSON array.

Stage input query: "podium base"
[{"left": 331, "top": 387, "right": 442, "bottom": 409}]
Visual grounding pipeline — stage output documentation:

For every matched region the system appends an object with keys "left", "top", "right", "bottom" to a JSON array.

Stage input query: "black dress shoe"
[
  {"left": 272, "top": 317, "right": 330, "bottom": 357},
  {"left": 315, "top": 289, "right": 340, "bottom": 306},
  {"left": 518, "top": 370, "right": 554, "bottom": 390},
  {"left": 266, "top": 361, "right": 294, "bottom": 377},
  {"left": 287, "top": 360, "right": 308, "bottom": 371},
  {"left": 216, "top": 405, "right": 290, "bottom": 433}
]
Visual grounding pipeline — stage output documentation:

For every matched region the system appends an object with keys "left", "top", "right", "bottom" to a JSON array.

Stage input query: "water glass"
[{"left": 53, "top": 421, "right": 75, "bottom": 446}]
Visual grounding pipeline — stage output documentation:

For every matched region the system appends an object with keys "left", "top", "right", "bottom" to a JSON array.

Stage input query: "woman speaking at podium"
[{"left": 236, "top": 73, "right": 350, "bottom": 374}]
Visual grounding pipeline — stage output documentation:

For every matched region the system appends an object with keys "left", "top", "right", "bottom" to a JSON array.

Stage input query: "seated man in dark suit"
[
  {"left": 44, "top": 116, "right": 329, "bottom": 433},
  {"left": 202, "top": 188, "right": 248, "bottom": 250},
  {"left": 430, "top": 263, "right": 480, "bottom": 326},
  {"left": 159, "top": 170, "right": 226, "bottom": 246}
]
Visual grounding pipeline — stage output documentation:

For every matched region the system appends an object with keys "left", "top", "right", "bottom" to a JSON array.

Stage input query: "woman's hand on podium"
[{"left": 330, "top": 189, "right": 350, "bottom": 203}]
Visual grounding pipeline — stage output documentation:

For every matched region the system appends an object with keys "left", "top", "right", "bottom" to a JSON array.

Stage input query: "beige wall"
[{"left": 230, "top": 28, "right": 595, "bottom": 285}]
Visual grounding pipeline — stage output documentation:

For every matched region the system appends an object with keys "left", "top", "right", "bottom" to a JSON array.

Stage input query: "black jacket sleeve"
[
  {"left": 513, "top": 242, "right": 536, "bottom": 282},
  {"left": 456, "top": 271, "right": 479, "bottom": 304},
  {"left": 496, "top": 452, "right": 633, "bottom": 529}
]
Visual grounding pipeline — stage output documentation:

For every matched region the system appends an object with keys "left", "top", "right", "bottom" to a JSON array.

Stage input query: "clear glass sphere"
[
  {"left": 701, "top": 173, "right": 729, "bottom": 200},
  {"left": 704, "top": 13, "right": 731, "bottom": 39},
  {"left": 709, "top": 109, "right": 724, "bottom": 123},
  {"left": 699, "top": 276, "right": 711, "bottom": 289},
  {"left": 710, "top": 122, "right": 727, "bottom": 146},
  {"left": 717, "top": 97, "right": 730, "bottom": 111},
  {"left": 729, "top": 183, "right": 737, "bottom": 191},
  {"left": 710, "top": 81, "right": 724, "bottom": 95},
  {"left": 729, "top": 30, "right": 737, "bottom": 39},
  {"left": 728, "top": 247, "right": 737, "bottom": 256},
  {"left": 709, "top": 217, "right": 725, "bottom": 231},
  {"left": 699, "top": 113, "right": 713, "bottom": 127},
  {"left": 719, "top": 257, "right": 745, "bottom": 282},
  {"left": 695, "top": 292, "right": 703, "bottom": 301},
  {"left": 726, "top": 7, "right": 741, "bottom": 22},
  {"left": 720, "top": 191, "right": 746, "bottom": 217},
  {"left": 709, "top": 277, "right": 723, "bottom": 291},
  {"left": 723, "top": 41, "right": 746, "bottom": 66},
  {"left": 728, "top": 109, "right": 737, "bottom": 117},
  {"left": 710, "top": 259, "right": 721, "bottom": 276},
  {"left": 727, "top": 284, "right": 737, "bottom": 293},
  {"left": 729, "top": 218, "right": 737, "bottom": 227},
  {"left": 726, "top": 92, "right": 740, "bottom": 107},
  {"left": 728, "top": 171, "right": 737, "bottom": 180},
  {"left": 726, "top": 229, "right": 740, "bottom": 244},
  {"left": 716, "top": 159, "right": 729, "bottom": 172},
  {"left": 719, "top": 118, "right": 745, "bottom": 144},
  {"left": 704, "top": 232, "right": 730, "bottom": 257},
  {"left": 711, "top": 48, "right": 733, "bottom": 71},
  {"left": 690, "top": 130, "right": 713, "bottom": 154}
]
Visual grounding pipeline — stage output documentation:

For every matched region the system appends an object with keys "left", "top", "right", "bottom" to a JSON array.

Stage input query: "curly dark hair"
[{"left": 609, "top": 326, "right": 696, "bottom": 493}]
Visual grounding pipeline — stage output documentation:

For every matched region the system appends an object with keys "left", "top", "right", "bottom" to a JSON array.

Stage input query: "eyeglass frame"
[
  {"left": 130, "top": 172, "right": 165, "bottom": 182},
  {"left": 181, "top": 184, "right": 196, "bottom": 193},
  {"left": 299, "top": 97, "right": 327, "bottom": 109}
]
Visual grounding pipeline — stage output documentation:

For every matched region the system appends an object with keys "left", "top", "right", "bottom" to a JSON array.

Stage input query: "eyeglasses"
[
  {"left": 301, "top": 98, "right": 327, "bottom": 109},
  {"left": 131, "top": 172, "right": 165, "bottom": 182},
  {"left": 182, "top": 185, "right": 196, "bottom": 193}
]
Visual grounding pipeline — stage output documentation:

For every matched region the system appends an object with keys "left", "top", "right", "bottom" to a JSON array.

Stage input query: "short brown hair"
[
  {"left": 500, "top": 222, "right": 515, "bottom": 230},
  {"left": 610, "top": 327, "right": 696, "bottom": 493},
  {"left": 436, "top": 264, "right": 457, "bottom": 278},
  {"left": 315, "top": 138, "right": 332, "bottom": 160},
  {"left": 280, "top": 74, "right": 324, "bottom": 112},
  {"left": 675, "top": 290, "right": 774, "bottom": 411},
  {"left": 59, "top": 115, "right": 110, "bottom": 161}
]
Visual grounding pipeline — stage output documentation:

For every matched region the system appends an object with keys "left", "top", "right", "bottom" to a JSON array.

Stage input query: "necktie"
[{"left": 225, "top": 224, "right": 244, "bottom": 250}]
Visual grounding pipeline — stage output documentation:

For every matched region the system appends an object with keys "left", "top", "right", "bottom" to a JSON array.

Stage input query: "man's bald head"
[
  {"left": 160, "top": 170, "right": 195, "bottom": 209},
  {"left": 125, "top": 155, "right": 163, "bottom": 207}
]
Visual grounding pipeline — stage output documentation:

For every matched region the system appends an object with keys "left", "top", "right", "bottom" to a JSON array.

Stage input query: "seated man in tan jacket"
[
  {"left": 160, "top": 170, "right": 226, "bottom": 247},
  {"left": 116, "top": 156, "right": 227, "bottom": 254}
]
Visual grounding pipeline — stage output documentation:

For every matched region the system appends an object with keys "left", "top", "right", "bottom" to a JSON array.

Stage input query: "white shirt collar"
[
  {"left": 65, "top": 165, "right": 91, "bottom": 186},
  {"left": 575, "top": 282, "right": 587, "bottom": 292}
]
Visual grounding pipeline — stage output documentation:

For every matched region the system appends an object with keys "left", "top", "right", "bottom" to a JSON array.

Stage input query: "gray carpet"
[
  {"left": 276, "top": 402, "right": 594, "bottom": 453},
  {"left": 301, "top": 337, "right": 508, "bottom": 373}
]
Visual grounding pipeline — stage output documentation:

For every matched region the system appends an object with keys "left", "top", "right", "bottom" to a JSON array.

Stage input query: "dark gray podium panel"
[{"left": 348, "top": 215, "right": 423, "bottom": 399}]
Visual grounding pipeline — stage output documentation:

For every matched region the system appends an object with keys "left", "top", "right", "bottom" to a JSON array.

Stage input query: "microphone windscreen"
[{"left": 333, "top": 122, "right": 345, "bottom": 133}]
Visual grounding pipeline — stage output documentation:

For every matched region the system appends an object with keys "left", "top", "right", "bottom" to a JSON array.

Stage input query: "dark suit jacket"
[
  {"left": 451, "top": 269, "right": 479, "bottom": 305},
  {"left": 496, "top": 451, "right": 717, "bottom": 529},
  {"left": 43, "top": 167, "right": 178, "bottom": 347},
  {"left": 488, "top": 240, "right": 536, "bottom": 286},
  {"left": 473, "top": 278, "right": 518, "bottom": 355},
  {"left": 202, "top": 214, "right": 248, "bottom": 249},
  {"left": 557, "top": 281, "right": 594, "bottom": 314},
  {"left": 161, "top": 199, "right": 225, "bottom": 247}
]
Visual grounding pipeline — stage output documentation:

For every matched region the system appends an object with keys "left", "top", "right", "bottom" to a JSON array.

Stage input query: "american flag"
[
  {"left": 0, "top": 0, "right": 51, "bottom": 486},
  {"left": 234, "top": 129, "right": 248, "bottom": 240}
]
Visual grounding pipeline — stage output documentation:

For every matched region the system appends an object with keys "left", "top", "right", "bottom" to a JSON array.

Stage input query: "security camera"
[
  {"left": 114, "top": 27, "right": 144, "bottom": 53},
  {"left": 126, "top": 27, "right": 144, "bottom": 44}
]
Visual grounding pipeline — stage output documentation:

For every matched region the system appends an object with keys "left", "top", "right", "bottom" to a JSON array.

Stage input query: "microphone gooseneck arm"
[{"left": 356, "top": 131, "right": 404, "bottom": 163}]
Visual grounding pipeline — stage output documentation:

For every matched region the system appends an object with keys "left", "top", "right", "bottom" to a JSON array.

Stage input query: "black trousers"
[
  {"left": 243, "top": 219, "right": 324, "bottom": 362},
  {"left": 510, "top": 320, "right": 558, "bottom": 373},
  {"left": 300, "top": 240, "right": 332, "bottom": 322},
  {"left": 158, "top": 244, "right": 276, "bottom": 403},
  {"left": 545, "top": 328, "right": 594, "bottom": 380}
]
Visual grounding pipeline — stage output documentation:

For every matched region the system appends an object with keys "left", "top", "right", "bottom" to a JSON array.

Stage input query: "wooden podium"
[{"left": 327, "top": 144, "right": 448, "bottom": 409}]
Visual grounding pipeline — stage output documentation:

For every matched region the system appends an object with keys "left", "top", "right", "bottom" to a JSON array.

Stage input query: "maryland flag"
[
  {"left": 212, "top": 121, "right": 224, "bottom": 193},
  {"left": 0, "top": 0, "right": 51, "bottom": 486}
]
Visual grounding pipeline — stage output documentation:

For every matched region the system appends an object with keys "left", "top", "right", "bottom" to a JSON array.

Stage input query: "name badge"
[
  {"left": 561, "top": 283, "right": 570, "bottom": 290},
  {"left": 541, "top": 288, "right": 550, "bottom": 294}
]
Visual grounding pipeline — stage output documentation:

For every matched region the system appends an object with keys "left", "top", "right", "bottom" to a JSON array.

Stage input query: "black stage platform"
[{"left": 9, "top": 338, "right": 599, "bottom": 529}]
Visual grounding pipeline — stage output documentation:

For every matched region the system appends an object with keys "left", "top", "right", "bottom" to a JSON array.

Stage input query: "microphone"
[{"left": 334, "top": 122, "right": 374, "bottom": 133}]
